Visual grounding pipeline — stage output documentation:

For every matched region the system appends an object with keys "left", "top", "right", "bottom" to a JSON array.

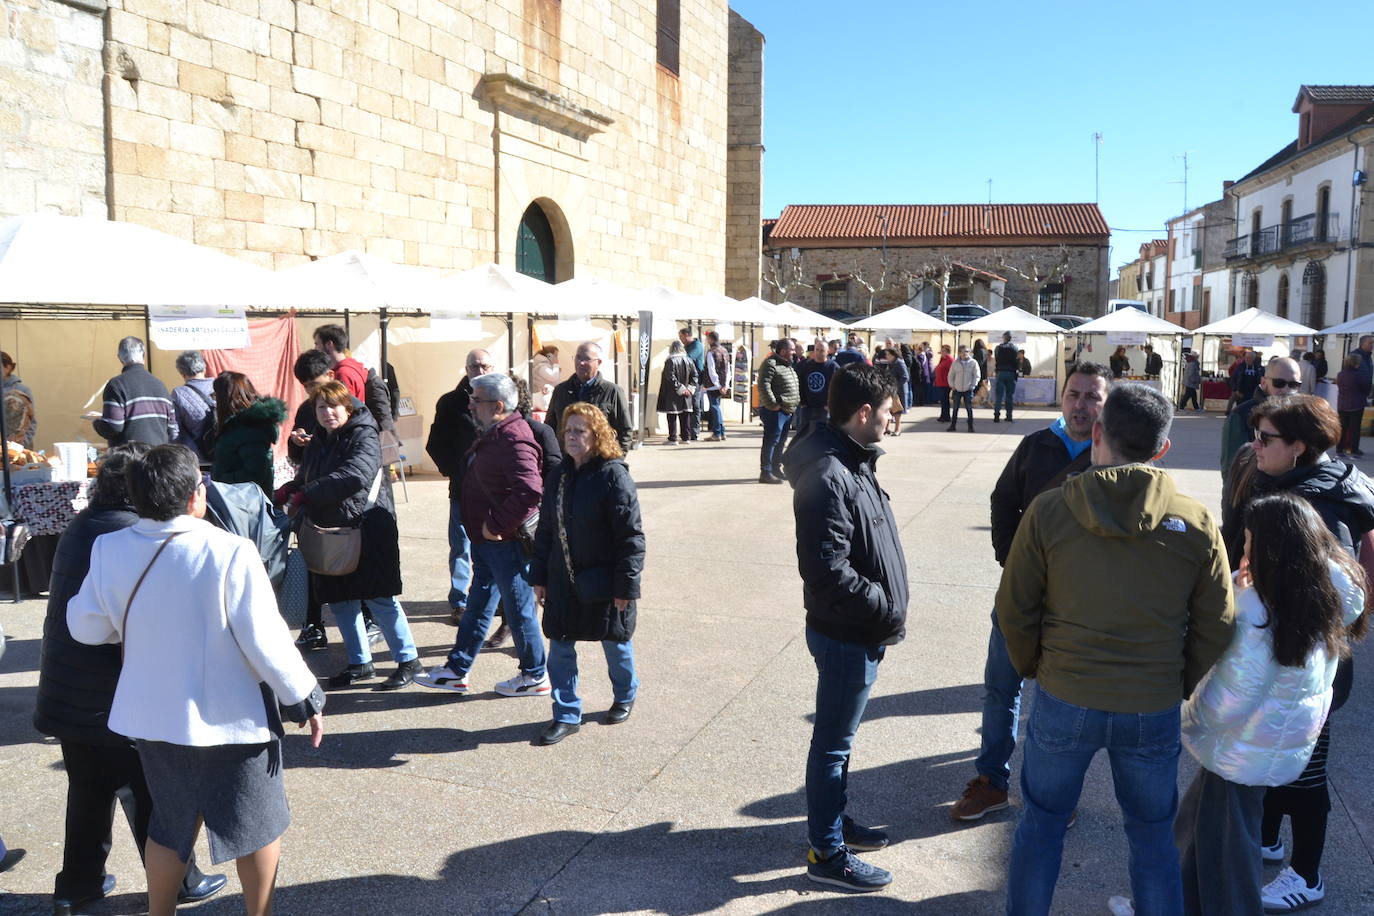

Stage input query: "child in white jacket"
[{"left": 1174, "top": 492, "right": 1366, "bottom": 916}]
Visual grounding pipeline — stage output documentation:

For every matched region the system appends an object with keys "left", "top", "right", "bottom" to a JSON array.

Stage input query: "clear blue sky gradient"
[{"left": 728, "top": 0, "right": 1371, "bottom": 271}]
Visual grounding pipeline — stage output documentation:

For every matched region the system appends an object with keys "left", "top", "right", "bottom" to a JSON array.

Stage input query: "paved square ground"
[{"left": 1, "top": 404, "right": 1371, "bottom": 914}]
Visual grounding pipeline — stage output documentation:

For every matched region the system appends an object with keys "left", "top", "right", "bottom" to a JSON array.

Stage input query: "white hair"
[
  {"left": 471, "top": 372, "right": 518, "bottom": 412},
  {"left": 118, "top": 336, "right": 146, "bottom": 366}
]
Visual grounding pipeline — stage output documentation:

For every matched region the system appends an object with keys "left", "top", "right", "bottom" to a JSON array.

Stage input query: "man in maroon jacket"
[{"left": 416, "top": 373, "right": 549, "bottom": 698}]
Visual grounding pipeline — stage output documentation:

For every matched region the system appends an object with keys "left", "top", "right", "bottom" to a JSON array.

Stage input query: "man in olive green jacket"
[
  {"left": 757, "top": 339, "right": 800, "bottom": 483},
  {"left": 995, "top": 383, "right": 1234, "bottom": 915}
]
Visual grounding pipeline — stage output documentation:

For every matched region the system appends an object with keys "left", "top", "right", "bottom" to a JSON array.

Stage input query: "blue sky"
[{"left": 727, "top": 0, "right": 1370, "bottom": 271}]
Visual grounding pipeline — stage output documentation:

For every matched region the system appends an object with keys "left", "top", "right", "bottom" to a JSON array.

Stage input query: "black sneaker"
[
  {"left": 841, "top": 816, "right": 889, "bottom": 852},
  {"left": 295, "top": 624, "right": 327, "bottom": 651},
  {"left": 327, "top": 663, "right": 375, "bottom": 688},
  {"left": 806, "top": 846, "right": 892, "bottom": 892}
]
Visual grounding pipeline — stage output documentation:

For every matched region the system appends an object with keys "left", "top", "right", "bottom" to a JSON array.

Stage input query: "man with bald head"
[
  {"left": 427, "top": 348, "right": 496, "bottom": 622},
  {"left": 545, "top": 341, "right": 634, "bottom": 452},
  {"left": 1220, "top": 355, "right": 1302, "bottom": 489}
]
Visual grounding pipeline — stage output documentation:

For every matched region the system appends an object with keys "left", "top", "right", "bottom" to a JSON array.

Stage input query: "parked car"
[
  {"left": 1043, "top": 314, "right": 1092, "bottom": 331},
  {"left": 923, "top": 303, "right": 991, "bottom": 325},
  {"left": 1107, "top": 299, "right": 1149, "bottom": 313}
]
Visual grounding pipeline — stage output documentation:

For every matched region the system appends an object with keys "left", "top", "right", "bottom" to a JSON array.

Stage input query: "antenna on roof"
[
  {"left": 1169, "top": 151, "right": 1194, "bottom": 213},
  {"left": 987, "top": 178, "right": 992, "bottom": 205},
  {"left": 1093, "top": 132, "right": 1103, "bottom": 203}
]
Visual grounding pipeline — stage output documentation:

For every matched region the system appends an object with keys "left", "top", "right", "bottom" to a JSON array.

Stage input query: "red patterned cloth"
[
  {"left": 12, "top": 480, "right": 92, "bottom": 537},
  {"left": 204, "top": 314, "right": 304, "bottom": 460}
]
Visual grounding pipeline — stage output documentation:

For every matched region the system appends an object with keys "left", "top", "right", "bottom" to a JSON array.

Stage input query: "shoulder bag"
[
  {"left": 121, "top": 532, "right": 186, "bottom": 660},
  {"left": 298, "top": 468, "right": 382, "bottom": 576}
]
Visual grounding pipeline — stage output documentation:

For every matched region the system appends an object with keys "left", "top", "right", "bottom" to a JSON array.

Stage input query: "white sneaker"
[
  {"left": 1261, "top": 867, "right": 1324, "bottom": 912},
  {"left": 495, "top": 671, "right": 551, "bottom": 697},
  {"left": 1262, "top": 840, "right": 1286, "bottom": 863},
  {"left": 414, "top": 665, "right": 470, "bottom": 693},
  {"left": 1107, "top": 896, "right": 1134, "bottom": 916}
]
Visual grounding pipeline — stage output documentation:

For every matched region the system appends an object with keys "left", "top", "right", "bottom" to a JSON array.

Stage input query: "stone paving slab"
[{"left": 0, "top": 405, "right": 1370, "bottom": 915}]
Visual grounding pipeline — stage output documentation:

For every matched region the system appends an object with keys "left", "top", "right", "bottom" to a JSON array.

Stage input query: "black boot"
[
  {"left": 967, "top": 421, "right": 975, "bottom": 432},
  {"left": 327, "top": 662, "right": 374, "bottom": 688},
  {"left": 946, "top": 424, "right": 956, "bottom": 432}
]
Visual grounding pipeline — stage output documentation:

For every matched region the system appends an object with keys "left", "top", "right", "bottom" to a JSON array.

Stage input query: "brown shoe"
[
  {"left": 483, "top": 622, "right": 511, "bottom": 649},
  {"left": 950, "top": 775, "right": 1010, "bottom": 821}
]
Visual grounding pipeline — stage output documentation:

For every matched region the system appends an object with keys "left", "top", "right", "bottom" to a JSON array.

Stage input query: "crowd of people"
[{"left": 19, "top": 320, "right": 1374, "bottom": 915}]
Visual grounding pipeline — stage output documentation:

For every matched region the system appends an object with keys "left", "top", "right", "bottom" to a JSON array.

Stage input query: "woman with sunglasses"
[{"left": 1220, "top": 394, "right": 1374, "bottom": 911}]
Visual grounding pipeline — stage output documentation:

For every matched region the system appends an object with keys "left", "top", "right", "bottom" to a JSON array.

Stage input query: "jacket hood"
[
  {"left": 1061, "top": 464, "right": 1177, "bottom": 538},
  {"left": 1260, "top": 457, "right": 1374, "bottom": 510},
  {"left": 227, "top": 397, "right": 288, "bottom": 429},
  {"left": 782, "top": 422, "right": 880, "bottom": 485}
]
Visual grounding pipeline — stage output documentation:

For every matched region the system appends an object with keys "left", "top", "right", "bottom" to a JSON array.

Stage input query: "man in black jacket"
[
  {"left": 948, "top": 361, "right": 1109, "bottom": 822},
  {"left": 545, "top": 342, "right": 634, "bottom": 452},
  {"left": 992, "top": 331, "right": 1020, "bottom": 423},
  {"left": 34, "top": 444, "right": 225, "bottom": 912},
  {"left": 783, "top": 364, "right": 907, "bottom": 893},
  {"left": 426, "top": 349, "right": 495, "bottom": 622}
]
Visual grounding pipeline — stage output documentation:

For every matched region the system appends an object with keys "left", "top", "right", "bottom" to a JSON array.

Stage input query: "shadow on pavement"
[
  {"left": 802, "top": 684, "right": 983, "bottom": 726},
  {"left": 635, "top": 478, "right": 761, "bottom": 489}
]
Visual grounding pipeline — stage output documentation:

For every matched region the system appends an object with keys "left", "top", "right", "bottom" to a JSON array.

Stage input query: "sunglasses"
[
  {"left": 1267, "top": 377, "right": 1297, "bottom": 389},
  {"left": 1253, "top": 430, "right": 1287, "bottom": 446}
]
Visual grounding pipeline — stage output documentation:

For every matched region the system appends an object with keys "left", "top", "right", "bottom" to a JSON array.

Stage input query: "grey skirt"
[{"left": 137, "top": 739, "right": 291, "bottom": 864}]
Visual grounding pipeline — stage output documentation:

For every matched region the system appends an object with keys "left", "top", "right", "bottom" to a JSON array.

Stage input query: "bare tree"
[
  {"left": 761, "top": 248, "right": 816, "bottom": 303},
  {"left": 985, "top": 245, "right": 1072, "bottom": 314},
  {"left": 897, "top": 252, "right": 963, "bottom": 321}
]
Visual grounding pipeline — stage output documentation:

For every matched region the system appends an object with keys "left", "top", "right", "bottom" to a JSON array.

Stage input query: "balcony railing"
[{"left": 1225, "top": 213, "right": 1341, "bottom": 260}]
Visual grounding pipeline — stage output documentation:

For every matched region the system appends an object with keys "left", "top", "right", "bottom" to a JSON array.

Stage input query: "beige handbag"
[{"left": 298, "top": 469, "right": 382, "bottom": 576}]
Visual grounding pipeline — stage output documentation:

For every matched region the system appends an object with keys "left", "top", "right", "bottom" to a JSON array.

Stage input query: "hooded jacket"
[
  {"left": 996, "top": 464, "right": 1234, "bottom": 713},
  {"left": 212, "top": 397, "right": 287, "bottom": 495},
  {"left": 758, "top": 353, "right": 800, "bottom": 413},
  {"left": 1183, "top": 561, "right": 1364, "bottom": 786},
  {"left": 947, "top": 355, "right": 981, "bottom": 393},
  {"left": 784, "top": 422, "right": 908, "bottom": 646}
]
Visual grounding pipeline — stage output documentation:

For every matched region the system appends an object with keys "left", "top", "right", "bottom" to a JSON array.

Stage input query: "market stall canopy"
[
  {"left": 762, "top": 298, "right": 847, "bottom": 331},
  {"left": 1192, "top": 307, "right": 1317, "bottom": 338},
  {"left": 849, "top": 304, "right": 957, "bottom": 331},
  {"left": 1075, "top": 309, "right": 1187, "bottom": 335},
  {"left": 273, "top": 249, "right": 448, "bottom": 310},
  {"left": 957, "top": 305, "right": 1062, "bottom": 334},
  {"left": 432, "top": 262, "right": 558, "bottom": 315},
  {"left": 635, "top": 285, "right": 722, "bottom": 324},
  {"left": 0, "top": 213, "right": 274, "bottom": 307},
  {"left": 549, "top": 275, "right": 641, "bottom": 317},
  {"left": 1319, "top": 313, "right": 1374, "bottom": 335}
]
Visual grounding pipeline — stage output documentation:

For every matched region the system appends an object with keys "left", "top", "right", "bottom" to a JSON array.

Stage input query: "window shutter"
[{"left": 657, "top": 0, "right": 680, "bottom": 74}]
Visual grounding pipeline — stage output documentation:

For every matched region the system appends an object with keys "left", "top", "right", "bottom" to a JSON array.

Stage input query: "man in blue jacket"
[{"left": 784, "top": 364, "right": 908, "bottom": 892}]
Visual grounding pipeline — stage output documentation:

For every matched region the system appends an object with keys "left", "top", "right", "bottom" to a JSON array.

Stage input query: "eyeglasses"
[
  {"left": 1267, "top": 377, "right": 1297, "bottom": 389},
  {"left": 470, "top": 397, "right": 499, "bottom": 405},
  {"left": 1253, "top": 430, "right": 1287, "bottom": 446}
]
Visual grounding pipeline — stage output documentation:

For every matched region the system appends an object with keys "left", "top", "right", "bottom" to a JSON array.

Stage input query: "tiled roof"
[
  {"left": 1295, "top": 85, "right": 1374, "bottom": 107},
  {"left": 768, "top": 204, "right": 1108, "bottom": 243},
  {"left": 1236, "top": 99, "right": 1374, "bottom": 185}
]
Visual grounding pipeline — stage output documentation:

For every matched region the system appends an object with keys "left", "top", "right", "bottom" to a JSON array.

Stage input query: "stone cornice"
[
  {"left": 53, "top": 0, "right": 106, "bottom": 14},
  {"left": 479, "top": 73, "right": 612, "bottom": 141}
]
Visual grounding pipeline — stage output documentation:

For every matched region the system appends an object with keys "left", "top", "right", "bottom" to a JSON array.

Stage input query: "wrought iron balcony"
[{"left": 1225, "top": 213, "right": 1341, "bottom": 260}]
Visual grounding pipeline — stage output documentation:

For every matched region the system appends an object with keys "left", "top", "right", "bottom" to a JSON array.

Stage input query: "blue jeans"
[
  {"left": 333, "top": 596, "right": 417, "bottom": 665},
  {"left": 950, "top": 390, "right": 974, "bottom": 425},
  {"left": 547, "top": 639, "right": 638, "bottom": 724},
  {"left": 758, "top": 407, "right": 790, "bottom": 475},
  {"left": 707, "top": 391, "right": 725, "bottom": 436},
  {"left": 975, "top": 610, "right": 1024, "bottom": 791},
  {"left": 445, "top": 539, "right": 546, "bottom": 679},
  {"left": 1007, "top": 689, "right": 1183, "bottom": 916},
  {"left": 995, "top": 370, "right": 1017, "bottom": 419},
  {"left": 805, "top": 627, "right": 885, "bottom": 857},
  {"left": 447, "top": 499, "right": 471, "bottom": 610}
]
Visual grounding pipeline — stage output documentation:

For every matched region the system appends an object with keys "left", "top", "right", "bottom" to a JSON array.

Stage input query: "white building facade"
[{"left": 1225, "top": 86, "right": 1374, "bottom": 327}]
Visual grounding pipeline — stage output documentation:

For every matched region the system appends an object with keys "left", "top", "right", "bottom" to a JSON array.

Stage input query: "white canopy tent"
[
  {"left": 1191, "top": 307, "right": 1319, "bottom": 383},
  {"left": 849, "top": 305, "right": 957, "bottom": 332},
  {"left": 1319, "top": 314, "right": 1374, "bottom": 381},
  {"left": 1074, "top": 309, "right": 1186, "bottom": 400},
  {"left": 956, "top": 306, "right": 1065, "bottom": 402}
]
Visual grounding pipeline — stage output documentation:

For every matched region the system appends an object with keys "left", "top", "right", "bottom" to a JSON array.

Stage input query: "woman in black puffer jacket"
[
  {"left": 34, "top": 443, "right": 223, "bottom": 907},
  {"left": 529, "top": 402, "right": 645, "bottom": 746},
  {"left": 282, "top": 381, "right": 418, "bottom": 691}
]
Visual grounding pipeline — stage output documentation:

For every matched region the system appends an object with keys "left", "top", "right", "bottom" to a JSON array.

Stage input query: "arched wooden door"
[{"left": 516, "top": 203, "right": 556, "bottom": 283}]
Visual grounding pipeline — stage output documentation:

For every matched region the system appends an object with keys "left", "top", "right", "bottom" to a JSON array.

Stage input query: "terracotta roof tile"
[
  {"left": 768, "top": 204, "right": 1108, "bottom": 243},
  {"left": 1295, "top": 85, "right": 1374, "bottom": 106}
]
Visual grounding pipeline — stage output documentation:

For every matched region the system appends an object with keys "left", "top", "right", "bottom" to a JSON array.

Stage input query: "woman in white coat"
[
  {"left": 68, "top": 445, "right": 324, "bottom": 916},
  {"left": 1174, "top": 492, "right": 1366, "bottom": 916}
]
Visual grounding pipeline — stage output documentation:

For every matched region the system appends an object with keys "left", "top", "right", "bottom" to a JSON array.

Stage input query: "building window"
[
  {"left": 656, "top": 0, "right": 680, "bottom": 74},
  {"left": 1301, "top": 261, "right": 1326, "bottom": 329},
  {"left": 1038, "top": 283, "right": 1064, "bottom": 314},
  {"left": 819, "top": 280, "right": 849, "bottom": 312},
  {"left": 1167, "top": 289, "right": 1175, "bottom": 312},
  {"left": 516, "top": 202, "right": 556, "bottom": 283},
  {"left": 1317, "top": 185, "right": 1332, "bottom": 241},
  {"left": 1241, "top": 271, "right": 1258, "bottom": 311},
  {"left": 1276, "top": 273, "right": 1290, "bottom": 319}
]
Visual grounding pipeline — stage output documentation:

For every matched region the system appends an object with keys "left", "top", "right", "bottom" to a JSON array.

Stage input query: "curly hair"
[{"left": 561, "top": 402, "right": 623, "bottom": 460}]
